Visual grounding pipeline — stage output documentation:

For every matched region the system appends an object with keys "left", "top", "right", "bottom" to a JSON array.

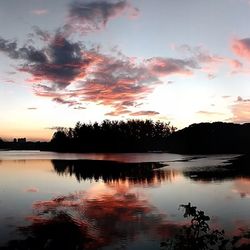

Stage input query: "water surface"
[{"left": 0, "top": 151, "right": 249, "bottom": 249}]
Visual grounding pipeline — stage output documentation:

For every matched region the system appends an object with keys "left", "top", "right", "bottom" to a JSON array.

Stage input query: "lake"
[{"left": 0, "top": 151, "right": 250, "bottom": 249}]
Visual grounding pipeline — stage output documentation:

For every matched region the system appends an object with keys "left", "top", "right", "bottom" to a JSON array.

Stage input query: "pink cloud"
[
  {"left": 31, "top": 9, "right": 48, "bottom": 16},
  {"left": 232, "top": 38, "right": 250, "bottom": 61},
  {"left": 147, "top": 57, "right": 194, "bottom": 77},
  {"left": 25, "top": 187, "right": 39, "bottom": 193},
  {"left": 175, "top": 44, "right": 240, "bottom": 77}
]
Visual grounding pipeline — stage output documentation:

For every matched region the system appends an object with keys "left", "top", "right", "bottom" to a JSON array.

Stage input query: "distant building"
[
  {"left": 17, "top": 138, "right": 26, "bottom": 143},
  {"left": 13, "top": 138, "right": 17, "bottom": 143}
]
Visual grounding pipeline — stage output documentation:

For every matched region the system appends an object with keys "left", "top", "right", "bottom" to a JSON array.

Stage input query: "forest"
[{"left": 50, "top": 119, "right": 176, "bottom": 152}]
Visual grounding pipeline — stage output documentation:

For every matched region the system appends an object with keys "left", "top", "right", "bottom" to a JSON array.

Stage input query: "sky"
[{"left": 0, "top": 0, "right": 250, "bottom": 141}]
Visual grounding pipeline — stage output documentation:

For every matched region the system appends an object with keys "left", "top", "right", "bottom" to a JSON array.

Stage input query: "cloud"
[
  {"left": 45, "top": 126, "right": 66, "bottom": 130},
  {"left": 73, "top": 106, "right": 86, "bottom": 110},
  {"left": 237, "top": 96, "right": 250, "bottom": 102},
  {"left": 147, "top": 57, "right": 195, "bottom": 77},
  {"left": 25, "top": 187, "right": 39, "bottom": 193},
  {"left": 175, "top": 44, "right": 234, "bottom": 77},
  {"left": 31, "top": 9, "right": 48, "bottom": 16},
  {"left": 230, "top": 96, "right": 250, "bottom": 123},
  {"left": 16, "top": 40, "right": 160, "bottom": 113},
  {"left": 27, "top": 107, "right": 38, "bottom": 110},
  {"left": 196, "top": 110, "right": 224, "bottom": 116},
  {"left": 53, "top": 97, "right": 81, "bottom": 107},
  {"left": 0, "top": 33, "right": 198, "bottom": 115},
  {"left": 0, "top": 33, "right": 91, "bottom": 90},
  {"left": 0, "top": 32, "right": 202, "bottom": 116},
  {"left": 130, "top": 111, "right": 160, "bottom": 116},
  {"left": 232, "top": 38, "right": 250, "bottom": 61},
  {"left": 66, "top": 0, "right": 139, "bottom": 33},
  {"left": 105, "top": 106, "right": 130, "bottom": 116},
  {"left": 31, "top": 26, "right": 51, "bottom": 42}
]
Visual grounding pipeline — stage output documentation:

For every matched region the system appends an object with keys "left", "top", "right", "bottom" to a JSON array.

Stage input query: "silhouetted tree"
[
  {"left": 50, "top": 119, "right": 176, "bottom": 152},
  {"left": 161, "top": 203, "right": 250, "bottom": 250}
]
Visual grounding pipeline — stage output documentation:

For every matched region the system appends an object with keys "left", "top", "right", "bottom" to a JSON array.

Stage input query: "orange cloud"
[{"left": 230, "top": 96, "right": 250, "bottom": 123}]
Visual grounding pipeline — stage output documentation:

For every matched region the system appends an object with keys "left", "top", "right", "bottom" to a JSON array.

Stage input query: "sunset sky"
[{"left": 1, "top": 0, "right": 250, "bottom": 141}]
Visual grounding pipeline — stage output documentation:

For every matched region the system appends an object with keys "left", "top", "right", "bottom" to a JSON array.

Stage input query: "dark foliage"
[
  {"left": 50, "top": 119, "right": 175, "bottom": 152},
  {"left": 161, "top": 203, "right": 250, "bottom": 250},
  {"left": 167, "top": 122, "right": 250, "bottom": 154},
  {"left": 0, "top": 138, "right": 49, "bottom": 150}
]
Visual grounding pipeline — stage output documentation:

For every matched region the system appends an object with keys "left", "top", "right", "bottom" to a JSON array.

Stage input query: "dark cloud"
[
  {"left": 27, "top": 107, "right": 37, "bottom": 110},
  {"left": 0, "top": 38, "right": 19, "bottom": 59},
  {"left": 73, "top": 106, "right": 86, "bottom": 110},
  {"left": 237, "top": 96, "right": 250, "bottom": 102},
  {"left": 67, "top": 0, "right": 139, "bottom": 33},
  {"left": 20, "top": 34, "right": 91, "bottom": 90},
  {"left": 0, "top": 37, "right": 47, "bottom": 63},
  {"left": 0, "top": 33, "right": 94, "bottom": 89},
  {"left": 53, "top": 97, "right": 81, "bottom": 107},
  {"left": 31, "top": 26, "right": 51, "bottom": 42},
  {"left": 45, "top": 126, "right": 66, "bottom": 130}
]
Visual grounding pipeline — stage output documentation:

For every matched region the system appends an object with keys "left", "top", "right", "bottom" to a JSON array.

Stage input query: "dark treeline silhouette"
[
  {"left": 167, "top": 122, "right": 250, "bottom": 154},
  {"left": 0, "top": 139, "right": 49, "bottom": 150},
  {"left": 3, "top": 121, "right": 250, "bottom": 154},
  {"left": 50, "top": 119, "right": 175, "bottom": 152},
  {"left": 52, "top": 159, "right": 173, "bottom": 185}
]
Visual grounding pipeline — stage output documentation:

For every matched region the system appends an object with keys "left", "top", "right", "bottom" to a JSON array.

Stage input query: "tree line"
[
  {"left": 167, "top": 122, "right": 250, "bottom": 154},
  {"left": 50, "top": 119, "right": 176, "bottom": 152}
]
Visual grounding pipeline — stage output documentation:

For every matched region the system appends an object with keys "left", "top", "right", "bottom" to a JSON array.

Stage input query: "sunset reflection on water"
[{"left": 0, "top": 152, "right": 250, "bottom": 249}]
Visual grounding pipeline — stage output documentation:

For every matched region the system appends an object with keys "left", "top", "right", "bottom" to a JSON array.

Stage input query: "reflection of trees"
[
  {"left": 183, "top": 166, "right": 242, "bottom": 182},
  {"left": 52, "top": 159, "right": 179, "bottom": 185}
]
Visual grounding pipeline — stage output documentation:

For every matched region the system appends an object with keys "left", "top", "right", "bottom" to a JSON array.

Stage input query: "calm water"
[{"left": 0, "top": 151, "right": 249, "bottom": 249}]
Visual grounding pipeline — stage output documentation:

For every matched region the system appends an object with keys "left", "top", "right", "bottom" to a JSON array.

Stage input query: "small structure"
[{"left": 17, "top": 138, "right": 26, "bottom": 143}]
